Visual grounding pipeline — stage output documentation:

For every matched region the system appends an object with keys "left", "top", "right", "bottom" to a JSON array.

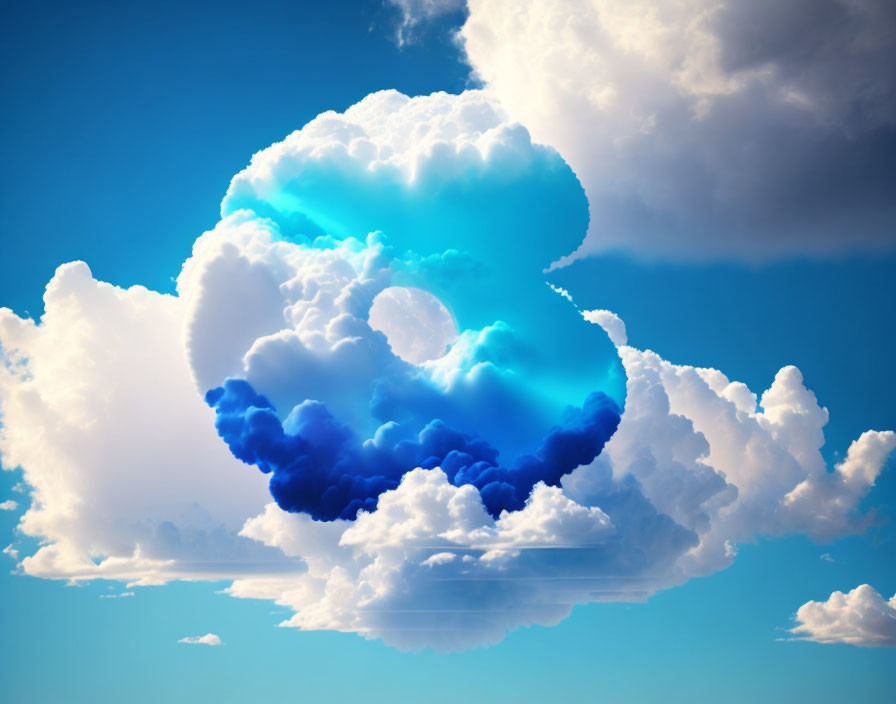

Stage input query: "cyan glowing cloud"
[{"left": 190, "top": 90, "right": 624, "bottom": 522}]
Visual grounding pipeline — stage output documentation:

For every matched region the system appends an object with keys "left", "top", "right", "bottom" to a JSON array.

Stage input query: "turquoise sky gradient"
[{"left": 1, "top": 1, "right": 894, "bottom": 701}]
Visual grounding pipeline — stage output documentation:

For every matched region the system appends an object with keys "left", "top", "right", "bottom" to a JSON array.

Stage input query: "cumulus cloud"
[
  {"left": 0, "top": 499, "right": 17, "bottom": 511},
  {"left": 0, "top": 262, "right": 296, "bottom": 585},
  {"left": 459, "top": 0, "right": 896, "bottom": 260},
  {"left": 790, "top": 585, "right": 896, "bottom": 647},
  {"left": 178, "top": 633, "right": 223, "bottom": 646},
  {"left": 1, "top": 90, "right": 893, "bottom": 651},
  {"left": 568, "top": 325, "right": 896, "bottom": 569}
]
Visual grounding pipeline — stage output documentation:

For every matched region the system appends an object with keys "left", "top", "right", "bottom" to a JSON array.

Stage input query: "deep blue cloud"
[{"left": 206, "top": 377, "right": 620, "bottom": 520}]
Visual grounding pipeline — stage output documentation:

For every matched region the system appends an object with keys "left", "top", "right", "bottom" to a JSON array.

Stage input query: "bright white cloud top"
[
  {"left": 1, "top": 89, "right": 894, "bottom": 651},
  {"left": 791, "top": 585, "right": 896, "bottom": 647}
]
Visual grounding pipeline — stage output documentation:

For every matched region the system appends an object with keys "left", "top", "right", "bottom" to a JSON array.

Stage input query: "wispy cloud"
[
  {"left": 178, "top": 633, "right": 223, "bottom": 646},
  {"left": 790, "top": 585, "right": 896, "bottom": 647}
]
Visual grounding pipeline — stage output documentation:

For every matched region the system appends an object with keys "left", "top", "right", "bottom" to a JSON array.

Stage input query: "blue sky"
[{"left": 1, "top": 1, "right": 895, "bottom": 701}]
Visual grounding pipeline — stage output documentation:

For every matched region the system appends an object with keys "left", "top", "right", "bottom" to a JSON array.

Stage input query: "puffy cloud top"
[{"left": 791, "top": 584, "right": 896, "bottom": 647}]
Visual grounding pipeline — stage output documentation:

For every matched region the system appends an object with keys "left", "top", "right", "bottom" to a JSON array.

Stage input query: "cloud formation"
[
  {"left": 460, "top": 0, "right": 896, "bottom": 260},
  {"left": 178, "top": 633, "right": 223, "bottom": 646},
  {"left": 1, "top": 90, "right": 893, "bottom": 650},
  {"left": 791, "top": 585, "right": 896, "bottom": 647},
  {"left": 0, "top": 261, "right": 293, "bottom": 585}
]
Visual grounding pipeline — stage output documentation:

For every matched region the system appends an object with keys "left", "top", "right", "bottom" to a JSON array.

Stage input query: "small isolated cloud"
[
  {"left": 820, "top": 553, "right": 835, "bottom": 563},
  {"left": 791, "top": 585, "right": 896, "bottom": 647},
  {"left": 99, "top": 591, "right": 135, "bottom": 599},
  {"left": 421, "top": 551, "right": 457, "bottom": 567},
  {"left": 0, "top": 500, "right": 18, "bottom": 511},
  {"left": 386, "top": 0, "right": 465, "bottom": 45},
  {"left": 178, "top": 633, "right": 223, "bottom": 646},
  {"left": 3, "top": 544, "right": 18, "bottom": 561}
]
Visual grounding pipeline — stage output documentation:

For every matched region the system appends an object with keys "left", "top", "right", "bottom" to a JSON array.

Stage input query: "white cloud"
[
  {"left": 421, "top": 551, "right": 457, "bottom": 567},
  {"left": 3, "top": 544, "right": 18, "bottom": 561},
  {"left": 460, "top": 0, "right": 896, "bottom": 260},
  {"left": 0, "top": 500, "right": 17, "bottom": 511},
  {"left": 566, "top": 316, "right": 896, "bottom": 581},
  {"left": 0, "top": 261, "right": 297, "bottom": 585},
  {"left": 791, "top": 585, "right": 896, "bottom": 647},
  {"left": 582, "top": 309, "right": 627, "bottom": 347},
  {"left": 229, "top": 468, "right": 628, "bottom": 651},
  {"left": 178, "top": 633, "right": 223, "bottom": 646}
]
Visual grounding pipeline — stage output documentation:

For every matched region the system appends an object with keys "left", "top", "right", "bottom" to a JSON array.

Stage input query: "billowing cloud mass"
[
  {"left": 791, "top": 585, "right": 896, "bottom": 647},
  {"left": 1, "top": 90, "right": 894, "bottom": 650},
  {"left": 0, "top": 261, "right": 291, "bottom": 585},
  {"left": 459, "top": 0, "right": 896, "bottom": 260}
]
